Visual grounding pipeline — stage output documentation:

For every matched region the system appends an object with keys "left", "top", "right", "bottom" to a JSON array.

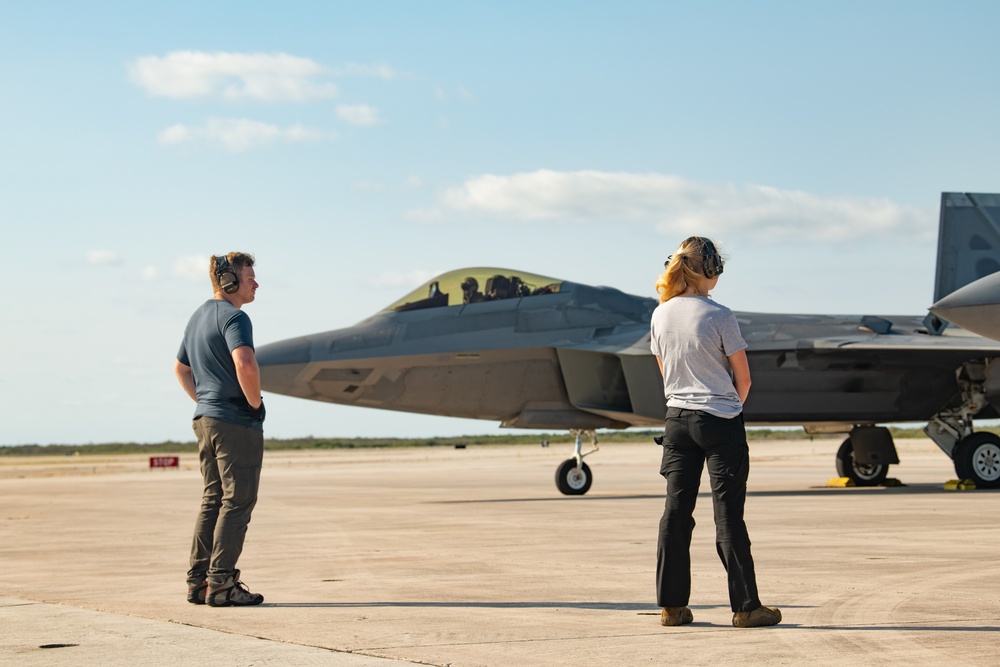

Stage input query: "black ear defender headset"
[
  {"left": 698, "top": 237, "right": 724, "bottom": 279},
  {"left": 214, "top": 255, "right": 240, "bottom": 294},
  {"left": 664, "top": 237, "right": 725, "bottom": 278}
]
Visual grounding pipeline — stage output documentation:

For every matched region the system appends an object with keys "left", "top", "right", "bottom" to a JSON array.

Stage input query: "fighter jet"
[{"left": 258, "top": 192, "right": 1000, "bottom": 493}]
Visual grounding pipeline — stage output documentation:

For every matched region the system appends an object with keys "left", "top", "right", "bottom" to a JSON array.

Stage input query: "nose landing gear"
[{"left": 555, "top": 430, "right": 598, "bottom": 495}]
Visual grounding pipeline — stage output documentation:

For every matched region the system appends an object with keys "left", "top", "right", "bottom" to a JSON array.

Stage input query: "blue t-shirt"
[{"left": 177, "top": 299, "right": 261, "bottom": 430}]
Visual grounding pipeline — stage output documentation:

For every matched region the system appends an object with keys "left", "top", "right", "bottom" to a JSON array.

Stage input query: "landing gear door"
[{"left": 850, "top": 425, "right": 900, "bottom": 465}]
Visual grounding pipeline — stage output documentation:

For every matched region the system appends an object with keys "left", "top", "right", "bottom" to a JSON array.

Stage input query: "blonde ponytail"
[{"left": 655, "top": 236, "right": 720, "bottom": 303}]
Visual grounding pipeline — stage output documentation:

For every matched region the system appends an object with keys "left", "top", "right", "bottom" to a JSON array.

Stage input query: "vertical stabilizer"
[{"left": 934, "top": 193, "right": 1000, "bottom": 301}]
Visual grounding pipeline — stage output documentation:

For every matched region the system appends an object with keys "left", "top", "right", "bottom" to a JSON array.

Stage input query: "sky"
[{"left": 2, "top": 1, "right": 999, "bottom": 446}]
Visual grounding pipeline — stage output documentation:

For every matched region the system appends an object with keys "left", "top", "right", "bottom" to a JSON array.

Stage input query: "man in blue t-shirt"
[{"left": 174, "top": 252, "right": 266, "bottom": 607}]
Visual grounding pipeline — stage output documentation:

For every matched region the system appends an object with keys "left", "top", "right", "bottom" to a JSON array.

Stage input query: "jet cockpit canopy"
[{"left": 384, "top": 268, "right": 563, "bottom": 312}]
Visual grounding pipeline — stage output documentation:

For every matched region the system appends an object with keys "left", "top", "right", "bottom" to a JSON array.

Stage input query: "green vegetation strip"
[{"left": 2, "top": 426, "right": 979, "bottom": 457}]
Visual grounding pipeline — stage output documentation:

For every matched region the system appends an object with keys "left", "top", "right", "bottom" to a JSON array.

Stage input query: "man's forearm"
[
  {"left": 233, "top": 347, "right": 262, "bottom": 408},
  {"left": 174, "top": 360, "right": 198, "bottom": 403}
]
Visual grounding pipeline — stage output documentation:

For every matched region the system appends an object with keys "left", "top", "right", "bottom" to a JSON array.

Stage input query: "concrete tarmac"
[{"left": 1, "top": 438, "right": 997, "bottom": 666}]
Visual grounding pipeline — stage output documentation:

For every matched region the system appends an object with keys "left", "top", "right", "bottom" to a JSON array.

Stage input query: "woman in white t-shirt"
[{"left": 649, "top": 236, "right": 781, "bottom": 629}]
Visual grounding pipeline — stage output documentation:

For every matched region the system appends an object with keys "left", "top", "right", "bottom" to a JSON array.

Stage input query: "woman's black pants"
[{"left": 656, "top": 407, "right": 761, "bottom": 613}]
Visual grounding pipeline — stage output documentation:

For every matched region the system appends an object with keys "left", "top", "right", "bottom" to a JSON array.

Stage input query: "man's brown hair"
[{"left": 209, "top": 252, "right": 256, "bottom": 293}]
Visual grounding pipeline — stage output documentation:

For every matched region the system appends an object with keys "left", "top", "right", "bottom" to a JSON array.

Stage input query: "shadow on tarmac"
[
  {"left": 431, "top": 484, "right": 998, "bottom": 504},
  {"left": 805, "top": 624, "right": 999, "bottom": 632},
  {"left": 261, "top": 602, "right": 817, "bottom": 612},
  {"left": 264, "top": 601, "right": 659, "bottom": 610}
]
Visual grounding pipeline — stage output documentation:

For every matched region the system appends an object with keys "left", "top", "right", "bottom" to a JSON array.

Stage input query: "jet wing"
[{"left": 542, "top": 312, "right": 1000, "bottom": 430}]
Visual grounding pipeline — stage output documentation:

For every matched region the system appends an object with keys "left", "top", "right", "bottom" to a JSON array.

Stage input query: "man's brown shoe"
[
  {"left": 661, "top": 606, "right": 694, "bottom": 626},
  {"left": 733, "top": 605, "right": 781, "bottom": 627},
  {"left": 207, "top": 570, "right": 264, "bottom": 607}
]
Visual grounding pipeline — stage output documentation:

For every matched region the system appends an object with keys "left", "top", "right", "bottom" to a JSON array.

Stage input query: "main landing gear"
[
  {"left": 555, "top": 430, "right": 598, "bottom": 495},
  {"left": 835, "top": 438, "right": 888, "bottom": 486},
  {"left": 925, "top": 360, "right": 1000, "bottom": 489},
  {"left": 951, "top": 432, "right": 1000, "bottom": 488},
  {"left": 832, "top": 424, "right": 1000, "bottom": 489},
  {"left": 834, "top": 425, "right": 899, "bottom": 486}
]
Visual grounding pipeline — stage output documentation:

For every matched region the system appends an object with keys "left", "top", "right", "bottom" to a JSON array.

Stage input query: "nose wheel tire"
[
  {"left": 555, "top": 459, "right": 593, "bottom": 495},
  {"left": 835, "top": 437, "right": 889, "bottom": 486},
  {"left": 953, "top": 432, "right": 1000, "bottom": 489}
]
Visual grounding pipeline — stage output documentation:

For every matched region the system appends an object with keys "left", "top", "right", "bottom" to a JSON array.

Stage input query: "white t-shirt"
[{"left": 649, "top": 296, "right": 748, "bottom": 419}]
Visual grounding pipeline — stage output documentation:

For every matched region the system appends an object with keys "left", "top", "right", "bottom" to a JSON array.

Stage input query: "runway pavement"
[{"left": 1, "top": 437, "right": 997, "bottom": 666}]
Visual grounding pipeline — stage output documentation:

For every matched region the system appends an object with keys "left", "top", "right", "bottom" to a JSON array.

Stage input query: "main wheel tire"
[
  {"left": 555, "top": 459, "right": 593, "bottom": 495},
  {"left": 953, "top": 432, "right": 1000, "bottom": 489},
  {"left": 835, "top": 437, "right": 888, "bottom": 486}
]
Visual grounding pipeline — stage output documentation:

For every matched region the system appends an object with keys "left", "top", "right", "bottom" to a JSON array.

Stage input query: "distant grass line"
[{"left": 2, "top": 426, "right": 985, "bottom": 457}]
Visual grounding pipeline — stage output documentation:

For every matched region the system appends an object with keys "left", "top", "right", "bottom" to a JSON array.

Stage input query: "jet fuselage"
[{"left": 257, "top": 275, "right": 1000, "bottom": 431}]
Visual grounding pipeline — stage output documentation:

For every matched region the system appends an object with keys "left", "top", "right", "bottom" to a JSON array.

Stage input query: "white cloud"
[
  {"left": 157, "top": 118, "right": 335, "bottom": 152},
  {"left": 86, "top": 250, "right": 123, "bottom": 266},
  {"left": 336, "top": 104, "right": 382, "bottom": 127},
  {"left": 332, "top": 62, "right": 400, "bottom": 79},
  {"left": 371, "top": 270, "right": 442, "bottom": 289},
  {"left": 158, "top": 124, "right": 192, "bottom": 145},
  {"left": 128, "top": 51, "right": 337, "bottom": 101},
  {"left": 173, "top": 256, "right": 208, "bottom": 283},
  {"left": 411, "top": 170, "right": 934, "bottom": 243},
  {"left": 141, "top": 265, "right": 158, "bottom": 281}
]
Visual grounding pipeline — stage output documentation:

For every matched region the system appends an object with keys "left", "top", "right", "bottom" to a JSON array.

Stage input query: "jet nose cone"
[
  {"left": 930, "top": 271, "right": 1000, "bottom": 341},
  {"left": 257, "top": 336, "right": 313, "bottom": 397}
]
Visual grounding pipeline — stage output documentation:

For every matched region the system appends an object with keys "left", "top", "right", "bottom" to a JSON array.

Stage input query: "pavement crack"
[
  {"left": 163, "top": 618, "right": 438, "bottom": 665},
  {"left": 360, "top": 629, "right": 717, "bottom": 651}
]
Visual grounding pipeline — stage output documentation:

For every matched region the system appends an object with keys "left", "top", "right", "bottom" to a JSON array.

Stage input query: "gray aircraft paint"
[
  {"left": 933, "top": 192, "right": 1000, "bottom": 302},
  {"left": 257, "top": 192, "right": 1000, "bottom": 492},
  {"left": 931, "top": 271, "right": 1000, "bottom": 341}
]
